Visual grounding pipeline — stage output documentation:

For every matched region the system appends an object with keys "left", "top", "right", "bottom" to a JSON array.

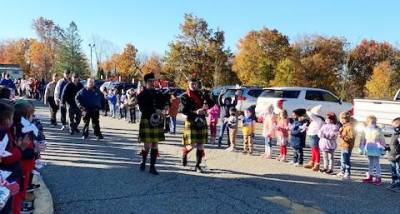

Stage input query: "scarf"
[{"left": 187, "top": 89, "right": 203, "bottom": 109}]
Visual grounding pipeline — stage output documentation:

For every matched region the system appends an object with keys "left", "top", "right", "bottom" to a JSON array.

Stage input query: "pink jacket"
[
  {"left": 276, "top": 119, "right": 289, "bottom": 138},
  {"left": 258, "top": 113, "right": 276, "bottom": 138},
  {"left": 207, "top": 104, "right": 220, "bottom": 124}
]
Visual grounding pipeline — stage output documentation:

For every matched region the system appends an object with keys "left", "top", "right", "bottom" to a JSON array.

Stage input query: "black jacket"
[
  {"left": 388, "top": 131, "right": 400, "bottom": 162},
  {"left": 180, "top": 90, "right": 214, "bottom": 122},
  {"left": 75, "top": 87, "right": 105, "bottom": 111},
  {"left": 61, "top": 82, "right": 84, "bottom": 107},
  {"left": 137, "top": 88, "right": 167, "bottom": 119}
]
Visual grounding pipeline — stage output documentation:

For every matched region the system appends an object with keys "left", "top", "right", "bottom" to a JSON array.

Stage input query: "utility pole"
[{"left": 88, "top": 43, "right": 95, "bottom": 77}]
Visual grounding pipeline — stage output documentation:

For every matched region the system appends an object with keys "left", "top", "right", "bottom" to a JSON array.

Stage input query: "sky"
[{"left": 1, "top": 0, "right": 399, "bottom": 58}]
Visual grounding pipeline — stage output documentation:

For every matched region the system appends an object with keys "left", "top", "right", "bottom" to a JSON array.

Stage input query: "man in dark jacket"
[
  {"left": 75, "top": 78, "right": 105, "bottom": 140},
  {"left": 61, "top": 73, "right": 84, "bottom": 135}
]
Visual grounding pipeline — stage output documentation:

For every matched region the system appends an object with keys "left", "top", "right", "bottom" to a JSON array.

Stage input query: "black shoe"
[
  {"left": 96, "top": 134, "right": 104, "bottom": 140},
  {"left": 140, "top": 162, "right": 146, "bottom": 171},
  {"left": 70, "top": 130, "right": 75, "bottom": 135},
  {"left": 75, "top": 128, "right": 80, "bottom": 133},
  {"left": 81, "top": 135, "right": 88, "bottom": 140},
  {"left": 195, "top": 165, "right": 203, "bottom": 173},
  {"left": 149, "top": 166, "right": 159, "bottom": 175}
]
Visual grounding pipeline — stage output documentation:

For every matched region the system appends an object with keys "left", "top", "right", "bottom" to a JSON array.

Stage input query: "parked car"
[
  {"left": 221, "top": 87, "right": 264, "bottom": 112},
  {"left": 255, "top": 87, "right": 352, "bottom": 117},
  {"left": 211, "top": 85, "right": 236, "bottom": 101},
  {"left": 353, "top": 89, "right": 400, "bottom": 136}
]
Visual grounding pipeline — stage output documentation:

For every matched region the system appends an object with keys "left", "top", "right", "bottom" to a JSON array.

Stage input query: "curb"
[{"left": 33, "top": 175, "right": 54, "bottom": 214}]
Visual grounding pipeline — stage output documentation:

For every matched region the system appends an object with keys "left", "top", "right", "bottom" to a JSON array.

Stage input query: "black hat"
[{"left": 144, "top": 73, "right": 155, "bottom": 82}]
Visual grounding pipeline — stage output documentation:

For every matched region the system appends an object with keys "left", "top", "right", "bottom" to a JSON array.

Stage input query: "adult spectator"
[
  {"left": 44, "top": 74, "right": 59, "bottom": 126},
  {"left": 54, "top": 70, "right": 71, "bottom": 130},
  {"left": 61, "top": 73, "right": 84, "bottom": 135},
  {"left": 0, "top": 72, "right": 16, "bottom": 90},
  {"left": 75, "top": 78, "right": 105, "bottom": 140},
  {"left": 126, "top": 88, "right": 137, "bottom": 123},
  {"left": 0, "top": 85, "right": 11, "bottom": 99}
]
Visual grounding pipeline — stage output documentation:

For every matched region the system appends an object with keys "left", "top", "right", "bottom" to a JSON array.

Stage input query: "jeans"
[
  {"left": 120, "top": 106, "right": 127, "bottom": 119},
  {"left": 129, "top": 107, "right": 136, "bottom": 123},
  {"left": 68, "top": 105, "right": 81, "bottom": 131},
  {"left": 47, "top": 96, "right": 58, "bottom": 125},
  {"left": 109, "top": 102, "right": 117, "bottom": 118},
  {"left": 82, "top": 109, "right": 101, "bottom": 137},
  {"left": 293, "top": 148, "right": 304, "bottom": 164},
  {"left": 170, "top": 116, "right": 177, "bottom": 133},
  {"left": 390, "top": 160, "right": 400, "bottom": 184},
  {"left": 322, "top": 150, "right": 334, "bottom": 170},
  {"left": 60, "top": 105, "right": 67, "bottom": 125},
  {"left": 341, "top": 149, "right": 352, "bottom": 175},
  {"left": 367, "top": 156, "right": 381, "bottom": 177},
  {"left": 217, "top": 119, "right": 230, "bottom": 146}
]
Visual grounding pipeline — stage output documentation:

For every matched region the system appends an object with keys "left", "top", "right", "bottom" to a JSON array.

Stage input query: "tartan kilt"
[
  {"left": 139, "top": 119, "right": 165, "bottom": 143},
  {"left": 182, "top": 120, "right": 208, "bottom": 145}
]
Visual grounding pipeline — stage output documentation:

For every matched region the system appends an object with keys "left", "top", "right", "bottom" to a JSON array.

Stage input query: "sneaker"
[
  {"left": 373, "top": 177, "right": 382, "bottom": 186},
  {"left": 336, "top": 172, "right": 345, "bottom": 178},
  {"left": 60, "top": 125, "right": 66, "bottom": 131},
  {"left": 289, "top": 161, "right": 296, "bottom": 165},
  {"left": 294, "top": 163, "right": 303, "bottom": 167},
  {"left": 96, "top": 135, "right": 104, "bottom": 140},
  {"left": 27, "top": 184, "right": 40, "bottom": 193},
  {"left": 320, "top": 168, "right": 327, "bottom": 173},
  {"left": 275, "top": 157, "right": 281, "bottom": 161},
  {"left": 325, "top": 169, "right": 334, "bottom": 175},
  {"left": 342, "top": 173, "right": 351, "bottom": 180},
  {"left": 195, "top": 165, "right": 204, "bottom": 173},
  {"left": 81, "top": 136, "right": 88, "bottom": 140}
]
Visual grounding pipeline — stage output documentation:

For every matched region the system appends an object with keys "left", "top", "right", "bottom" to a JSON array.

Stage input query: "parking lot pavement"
[{"left": 37, "top": 104, "right": 398, "bottom": 214}]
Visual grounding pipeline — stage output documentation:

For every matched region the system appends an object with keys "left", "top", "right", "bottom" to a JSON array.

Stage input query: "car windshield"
[{"left": 260, "top": 89, "right": 300, "bottom": 98}]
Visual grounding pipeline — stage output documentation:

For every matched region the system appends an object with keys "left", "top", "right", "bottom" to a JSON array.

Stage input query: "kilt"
[
  {"left": 139, "top": 119, "right": 165, "bottom": 143},
  {"left": 182, "top": 120, "right": 208, "bottom": 145}
]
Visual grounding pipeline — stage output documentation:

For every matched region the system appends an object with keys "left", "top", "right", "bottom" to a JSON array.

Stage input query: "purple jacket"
[{"left": 318, "top": 123, "right": 339, "bottom": 152}]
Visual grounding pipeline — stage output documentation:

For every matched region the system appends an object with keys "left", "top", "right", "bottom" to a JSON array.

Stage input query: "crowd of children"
[
  {"left": 0, "top": 90, "right": 47, "bottom": 213},
  {"left": 207, "top": 94, "right": 400, "bottom": 191}
]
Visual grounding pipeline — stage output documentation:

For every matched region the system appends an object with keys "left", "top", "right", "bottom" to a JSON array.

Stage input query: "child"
[
  {"left": 258, "top": 104, "right": 276, "bottom": 159},
  {"left": 318, "top": 113, "right": 339, "bottom": 174},
  {"left": 169, "top": 92, "right": 180, "bottom": 134},
  {"left": 241, "top": 108, "right": 256, "bottom": 154},
  {"left": 207, "top": 103, "right": 220, "bottom": 144},
  {"left": 107, "top": 89, "right": 117, "bottom": 118},
  {"left": 337, "top": 112, "right": 356, "bottom": 179},
  {"left": 359, "top": 115, "right": 386, "bottom": 185},
  {"left": 0, "top": 100, "right": 23, "bottom": 214},
  {"left": 119, "top": 89, "right": 127, "bottom": 120},
  {"left": 226, "top": 107, "right": 238, "bottom": 151},
  {"left": 276, "top": 110, "right": 289, "bottom": 162},
  {"left": 14, "top": 100, "right": 37, "bottom": 213},
  {"left": 386, "top": 117, "right": 400, "bottom": 190},
  {"left": 289, "top": 109, "right": 307, "bottom": 166},
  {"left": 305, "top": 105, "right": 324, "bottom": 171}
]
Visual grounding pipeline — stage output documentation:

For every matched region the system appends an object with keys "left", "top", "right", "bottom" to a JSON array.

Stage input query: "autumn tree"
[
  {"left": 54, "top": 21, "right": 89, "bottom": 77},
  {"left": 365, "top": 61, "right": 399, "bottom": 99},
  {"left": 232, "top": 28, "right": 291, "bottom": 86},
  {"left": 32, "top": 17, "right": 62, "bottom": 79},
  {"left": 347, "top": 40, "right": 398, "bottom": 98},
  {"left": 164, "top": 13, "right": 233, "bottom": 87},
  {"left": 292, "top": 36, "right": 347, "bottom": 93},
  {"left": 140, "top": 54, "right": 163, "bottom": 76},
  {"left": 270, "top": 57, "right": 300, "bottom": 86},
  {"left": 0, "top": 39, "right": 32, "bottom": 76},
  {"left": 115, "top": 43, "right": 140, "bottom": 81}
]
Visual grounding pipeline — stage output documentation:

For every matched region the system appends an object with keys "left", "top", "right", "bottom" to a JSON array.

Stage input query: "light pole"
[{"left": 88, "top": 43, "right": 95, "bottom": 77}]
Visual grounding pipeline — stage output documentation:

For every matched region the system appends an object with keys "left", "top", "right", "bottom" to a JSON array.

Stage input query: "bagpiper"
[
  {"left": 180, "top": 75, "right": 214, "bottom": 172},
  {"left": 137, "top": 73, "right": 168, "bottom": 175}
]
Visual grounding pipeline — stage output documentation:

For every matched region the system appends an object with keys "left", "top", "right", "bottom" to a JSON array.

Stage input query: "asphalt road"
[{"left": 36, "top": 104, "right": 398, "bottom": 214}]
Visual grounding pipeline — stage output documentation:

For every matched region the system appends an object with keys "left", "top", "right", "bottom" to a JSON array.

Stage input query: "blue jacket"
[
  {"left": 0, "top": 79, "right": 15, "bottom": 89},
  {"left": 75, "top": 87, "right": 105, "bottom": 110},
  {"left": 290, "top": 119, "right": 307, "bottom": 149}
]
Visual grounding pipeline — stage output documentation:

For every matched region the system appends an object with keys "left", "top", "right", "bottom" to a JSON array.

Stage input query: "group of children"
[
  {"left": 0, "top": 94, "right": 46, "bottom": 213},
  {"left": 206, "top": 101, "right": 400, "bottom": 190}
]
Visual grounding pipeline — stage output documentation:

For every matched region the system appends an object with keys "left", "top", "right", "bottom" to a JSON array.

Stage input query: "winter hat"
[
  {"left": 309, "top": 105, "right": 322, "bottom": 116},
  {"left": 144, "top": 73, "right": 155, "bottom": 82}
]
